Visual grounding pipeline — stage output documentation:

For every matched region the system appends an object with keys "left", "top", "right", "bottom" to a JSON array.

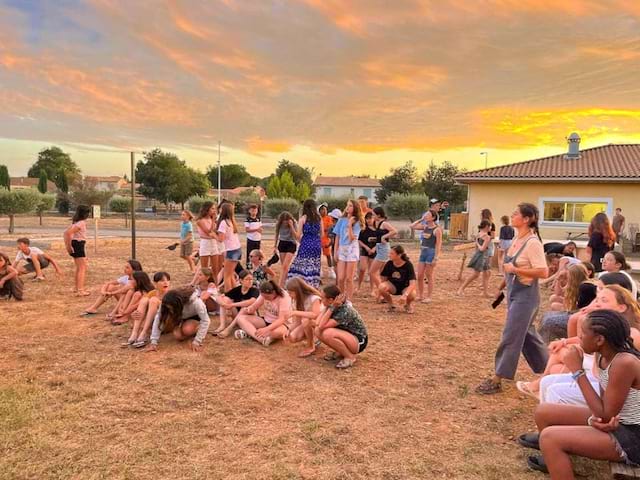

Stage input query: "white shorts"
[
  {"left": 338, "top": 243, "right": 360, "bottom": 262},
  {"left": 199, "top": 238, "right": 219, "bottom": 257},
  {"left": 217, "top": 240, "right": 226, "bottom": 254}
]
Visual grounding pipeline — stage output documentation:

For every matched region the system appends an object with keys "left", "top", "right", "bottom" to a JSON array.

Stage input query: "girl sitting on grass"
[
  {"left": 147, "top": 286, "right": 211, "bottom": 352},
  {"left": 600, "top": 251, "right": 637, "bottom": 299},
  {"left": 81, "top": 260, "right": 143, "bottom": 317},
  {"left": 378, "top": 245, "right": 417, "bottom": 313},
  {"left": 112, "top": 271, "right": 154, "bottom": 326},
  {"left": 247, "top": 249, "right": 275, "bottom": 288},
  {"left": 234, "top": 280, "right": 291, "bottom": 347},
  {"left": 549, "top": 264, "right": 590, "bottom": 312},
  {"left": 193, "top": 267, "right": 219, "bottom": 313},
  {"left": 283, "top": 277, "right": 323, "bottom": 358},
  {"left": 127, "top": 271, "right": 171, "bottom": 348},
  {"left": 456, "top": 220, "right": 492, "bottom": 297},
  {"left": 64, "top": 204, "right": 91, "bottom": 296},
  {"left": 214, "top": 270, "right": 260, "bottom": 337},
  {"left": 0, "top": 252, "right": 23, "bottom": 301},
  {"left": 316, "top": 285, "right": 368, "bottom": 369}
]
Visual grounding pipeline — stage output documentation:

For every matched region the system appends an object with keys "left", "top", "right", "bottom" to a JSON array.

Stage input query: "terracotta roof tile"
[
  {"left": 456, "top": 144, "right": 640, "bottom": 182},
  {"left": 314, "top": 176, "right": 381, "bottom": 187}
]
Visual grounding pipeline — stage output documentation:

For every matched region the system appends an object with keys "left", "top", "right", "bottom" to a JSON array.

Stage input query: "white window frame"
[{"left": 539, "top": 196, "right": 613, "bottom": 228}]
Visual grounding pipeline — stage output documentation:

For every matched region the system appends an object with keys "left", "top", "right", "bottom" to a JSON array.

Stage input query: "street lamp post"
[
  {"left": 217, "top": 141, "right": 222, "bottom": 202},
  {"left": 480, "top": 151, "right": 488, "bottom": 169}
]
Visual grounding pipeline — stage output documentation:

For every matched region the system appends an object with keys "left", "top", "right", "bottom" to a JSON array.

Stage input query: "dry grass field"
[{"left": 0, "top": 235, "right": 609, "bottom": 479}]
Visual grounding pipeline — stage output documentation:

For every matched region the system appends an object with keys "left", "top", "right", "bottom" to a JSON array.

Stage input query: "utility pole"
[
  {"left": 130, "top": 151, "right": 136, "bottom": 259},
  {"left": 217, "top": 141, "right": 222, "bottom": 202}
]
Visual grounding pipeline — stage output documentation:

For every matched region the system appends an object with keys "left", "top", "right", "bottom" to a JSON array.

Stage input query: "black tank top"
[
  {"left": 421, "top": 225, "right": 438, "bottom": 248},
  {"left": 376, "top": 220, "right": 390, "bottom": 244}
]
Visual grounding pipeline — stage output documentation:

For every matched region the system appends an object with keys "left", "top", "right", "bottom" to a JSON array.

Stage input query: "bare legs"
[
  {"left": 369, "top": 260, "right": 385, "bottom": 298},
  {"left": 278, "top": 253, "right": 294, "bottom": 287},
  {"left": 74, "top": 257, "right": 89, "bottom": 295},
  {"left": 235, "top": 314, "right": 287, "bottom": 345},
  {"left": 318, "top": 328, "right": 359, "bottom": 362},
  {"left": 337, "top": 261, "right": 357, "bottom": 301},
  {"left": 357, "top": 257, "right": 371, "bottom": 293},
  {"left": 223, "top": 259, "right": 238, "bottom": 293}
]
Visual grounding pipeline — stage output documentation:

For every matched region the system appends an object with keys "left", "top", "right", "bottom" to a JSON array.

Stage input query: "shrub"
[
  {"left": 264, "top": 198, "right": 300, "bottom": 219},
  {"left": 0, "top": 188, "right": 43, "bottom": 233},
  {"left": 109, "top": 195, "right": 132, "bottom": 213},
  {"left": 35, "top": 193, "right": 56, "bottom": 226},
  {"left": 385, "top": 193, "right": 430, "bottom": 239},
  {"left": 314, "top": 195, "right": 352, "bottom": 212},
  {"left": 187, "top": 196, "right": 217, "bottom": 215},
  {"left": 71, "top": 187, "right": 113, "bottom": 209}
]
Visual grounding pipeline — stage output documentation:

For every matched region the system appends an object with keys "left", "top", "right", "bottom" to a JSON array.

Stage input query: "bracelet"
[
  {"left": 587, "top": 415, "right": 595, "bottom": 426},
  {"left": 571, "top": 369, "right": 586, "bottom": 381}
]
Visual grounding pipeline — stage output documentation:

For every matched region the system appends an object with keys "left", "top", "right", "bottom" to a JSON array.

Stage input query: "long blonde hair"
[
  {"left": 605, "top": 284, "right": 640, "bottom": 329},
  {"left": 564, "top": 264, "right": 589, "bottom": 311},
  {"left": 285, "top": 277, "right": 321, "bottom": 310}
]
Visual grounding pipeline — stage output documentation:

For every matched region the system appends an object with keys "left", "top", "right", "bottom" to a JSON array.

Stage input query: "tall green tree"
[
  {"left": 375, "top": 161, "right": 420, "bottom": 204},
  {"left": 28, "top": 146, "right": 81, "bottom": 189},
  {"left": 170, "top": 167, "right": 210, "bottom": 209},
  {"left": 206, "top": 163, "right": 257, "bottom": 189},
  {"left": 0, "top": 189, "right": 42, "bottom": 233},
  {"left": 421, "top": 161, "right": 468, "bottom": 211},
  {"left": 37, "top": 170, "right": 48, "bottom": 193},
  {"left": 267, "top": 171, "right": 310, "bottom": 202},
  {"left": 0, "top": 165, "right": 9, "bottom": 190}
]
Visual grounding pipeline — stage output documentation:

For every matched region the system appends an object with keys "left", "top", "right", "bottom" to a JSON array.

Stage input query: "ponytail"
[
  {"left": 391, "top": 245, "right": 410, "bottom": 263},
  {"left": 517, "top": 202, "right": 541, "bottom": 240}
]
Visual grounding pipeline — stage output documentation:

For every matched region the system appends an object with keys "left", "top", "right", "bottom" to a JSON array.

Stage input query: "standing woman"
[
  {"left": 195, "top": 202, "right": 219, "bottom": 274},
  {"left": 319, "top": 204, "right": 336, "bottom": 279},
  {"left": 288, "top": 198, "right": 323, "bottom": 288},
  {"left": 369, "top": 206, "right": 397, "bottom": 298},
  {"left": 274, "top": 211, "right": 298, "bottom": 287},
  {"left": 217, "top": 202, "right": 242, "bottom": 293},
  {"left": 586, "top": 212, "right": 615, "bottom": 273},
  {"left": 357, "top": 212, "right": 378, "bottom": 293},
  {"left": 411, "top": 210, "right": 442, "bottom": 303},
  {"left": 476, "top": 203, "right": 549, "bottom": 395},
  {"left": 481, "top": 209, "right": 496, "bottom": 287},
  {"left": 334, "top": 200, "right": 364, "bottom": 301},
  {"left": 497, "top": 215, "right": 515, "bottom": 276},
  {"left": 64, "top": 204, "right": 92, "bottom": 296}
]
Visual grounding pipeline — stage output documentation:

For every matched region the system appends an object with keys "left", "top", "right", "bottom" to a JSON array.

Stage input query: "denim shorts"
[
  {"left": 225, "top": 248, "right": 242, "bottom": 261},
  {"left": 419, "top": 247, "right": 436, "bottom": 264},
  {"left": 375, "top": 242, "right": 390, "bottom": 261}
]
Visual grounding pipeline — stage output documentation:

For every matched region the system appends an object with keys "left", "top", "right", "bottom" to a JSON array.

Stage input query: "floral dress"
[{"left": 288, "top": 221, "right": 322, "bottom": 287}]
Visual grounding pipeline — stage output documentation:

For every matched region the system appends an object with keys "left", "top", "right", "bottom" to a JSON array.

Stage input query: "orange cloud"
[
  {"left": 245, "top": 136, "right": 293, "bottom": 154},
  {"left": 361, "top": 60, "right": 447, "bottom": 91}
]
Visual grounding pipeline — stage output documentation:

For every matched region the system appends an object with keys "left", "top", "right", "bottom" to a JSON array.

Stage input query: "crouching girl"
[
  {"left": 284, "top": 277, "right": 323, "bottom": 358},
  {"left": 125, "top": 271, "right": 171, "bottom": 348}
]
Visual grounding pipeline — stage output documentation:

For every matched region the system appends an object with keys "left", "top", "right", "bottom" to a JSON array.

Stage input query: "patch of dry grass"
[{"left": 0, "top": 237, "right": 609, "bottom": 479}]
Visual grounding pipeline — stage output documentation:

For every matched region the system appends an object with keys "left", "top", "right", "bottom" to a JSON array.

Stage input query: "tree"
[
  {"left": 71, "top": 185, "right": 114, "bottom": 209},
  {"left": 0, "top": 165, "right": 9, "bottom": 190},
  {"left": 267, "top": 171, "right": 311, "bottom": 202},
  {"left": 109, "top": 196, "right": 133, "bottom": 226},
  {"left": 37, "top": 170, "right": 48, "bottom": 193},
  {"left": 264, "top": 198, "right": 301, "bottom": 219},
  {"left": 28, "top": 146, "right": 81, "bottom": 189},
  {"left": 187, "top": 195, "right": 218, "bottom": 215},
  {"left": 275, "top": 159, "right": 314, "bottom": 188},
  {"left": 206, "top": 163, "right": 257, "bottom": 189},
  {"left": 0, "top": 188, "right": 42, "bottom": 233},
  {"left": 384, "top": 193, "right": 430, "bottom": 239},
  {"left": 421, "top": 161, "right": 468, "bottom": 211},
  {"left": 136, "top": 149, "right": 210, "bottom": 207},
  {"left": 376, "top": 161, "right": 420, "bottom": 204},
  {"left": 35, "top": 193, "right": 56, "bottom": 226},
  {"left": 56, "top": 171, "right": 70, "bottom": 214}
]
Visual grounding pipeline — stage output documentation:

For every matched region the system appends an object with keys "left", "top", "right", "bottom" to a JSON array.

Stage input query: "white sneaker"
[
  {"left": 234, "top": 329, "right": 247, "bottom": 339},
  {"left": 328, "top": 270, "right": 336, "bottom": 280},
  {"left": 262, "top": 336, "right": 273, "bottom": 347}
]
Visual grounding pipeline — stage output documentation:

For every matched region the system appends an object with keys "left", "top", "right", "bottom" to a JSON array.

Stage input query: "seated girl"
[
  {"left": 600, "top": 251, "right": 637, "bottom": 299},
  {"left": 379, "top": 245, "right": 417, "bottom": 313},
  {"left": 549, "top": 264, "right": 590, "bottom": 311},
  {"left": 112, "top": 271, "right": 154, "bottom": 326},
  {"left": 125, "top": 271, "right": 171, "bottom": 348},
  {"left": 193, "top": 267, "right": 220, "bottom": 313},
  {"left": 315, "top": 284, "right": 368, "bottom": 369},
  {"left": 0, "top": 252, "right": 23, "bottom": 301},
  {"left": 283, "top": 277, "right": 323, "bottom": 358},
  {"left": 234, "top": 280, "right": 291, "bottom": 347},
  {"left": 81, "top": 260, "right": 143, "bottom": 317},
  {"left": 146, "top": 286, "right": 211, "bottom": 352},
  {"left": 246, "top": 249, "right": 275, "bottom": 288},
  {"left": 214, "top": 270, "right": 259, "bottom": 337},
  {"left": 525, "top": 310, "right": 640, "bottom": 477}
]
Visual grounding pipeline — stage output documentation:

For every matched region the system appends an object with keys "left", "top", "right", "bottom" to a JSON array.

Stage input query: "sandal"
[
  {"left": 298, "top": 348, "right": 316, "bottom": 358},
  {"left": 79, "top": 311, "right": 97, "bottom": 317},
  {"left": 120, "top": 339, "right": 135, "bottom": 348},
  {"left": 526, "top": 454, "right": 548, "bottom": 474},
  {"left": 133, "top": 339, "right": 147, "bottom": 348},
  {"left": 324, "top": 351, "right": 341, "bottom": 361},
  {"left": 111, "top": 319, "right": 128, "bottom": 326},
  {"left": 421, "top": 297, "right": 432, "bottom": 304},
  {"left": 404, "top": 304, "right": 415, "bottom": 314},
  {"left": 336, "top": 358, "right": 356, "bottom": 369},
  {"left": 516, "top": 381, "right": 540, "bottom": 400},
  {"left": 475, "top": 378, "right": 502, "bottom": 395},
  {"left": 518, "top": 433, "right": 540, "bottom": 451}
]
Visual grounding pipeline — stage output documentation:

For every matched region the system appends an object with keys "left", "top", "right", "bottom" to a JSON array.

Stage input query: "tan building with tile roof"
[
  {"left": 313, "top": 175, "right": 381, "bottom": 200},
  {"left": 455, "top": 138, "right": 640, "bottom": 242}
]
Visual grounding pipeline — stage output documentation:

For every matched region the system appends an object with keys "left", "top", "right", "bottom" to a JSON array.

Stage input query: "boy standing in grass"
[{"left": 14, "top": 237, "right": 62, "bottom": 281}]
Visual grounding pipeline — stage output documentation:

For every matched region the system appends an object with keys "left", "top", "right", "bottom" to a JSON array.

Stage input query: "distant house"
[
  {"left": 455, "top": 134, "right": 640, "bottom": 241},
  {"left": 10, "top": 177, "right": 57, "bottom": 192},
  {"left": 313, "top": 176, "right": 381, "bottom": 200},
  {"left": 210, "top": 186, "right": 267, "bottom": 200},
  {"left": 84, "top": 176, "right": 128, "bottom": 192}
]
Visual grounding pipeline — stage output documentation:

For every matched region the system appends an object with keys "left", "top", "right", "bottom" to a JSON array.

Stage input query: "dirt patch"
[{"left": 0, "top": 236, "right": 608, "bottom": 479}]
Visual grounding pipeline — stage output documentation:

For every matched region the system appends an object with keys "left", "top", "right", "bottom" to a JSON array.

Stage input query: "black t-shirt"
[
  {"left": 577, "top": 282, "right": 597, "bottom": 309},
  {"left": 226, "top": 286, "right": 259, "bottom": 303},
  {"left": 381, "top": 260, "right": 416, "bottom": 293},
  {"left": 499, "top": 225, "right": 515, "bottom": 240},
  {"left": 490, "top": 222, "right": 496, "bottom": 238},
  {"left": 588, "top": 232, "right": 612, "bottom": 272},
  {"left": 359, "top": 227, "right": 378, "bottom": 258},
  {"left": 544, "top": 242, "right": 568, "bottom": 256}
]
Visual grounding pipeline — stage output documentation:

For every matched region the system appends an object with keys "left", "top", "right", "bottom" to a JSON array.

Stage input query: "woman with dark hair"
[
  {"left": 234, "top": 280, "right": 292, "bottom": 346},
  {"left": 274, "top": 211, "right": 298, "bottom": 287},
  {"left": 288, "top": 198, "right": 323, "bottom": 288},
  {"left": 217, "top": 202, "right": 242, "bottom": 293},
  {"left": 147, "top": 286, "right": 211, "bottom": 352},
  {"left": 64, "top": 204, "right": 92, "bottom": 296},
  {"left": 411, "top": 209, "right": 443, "bottom": 303},
  {"left": 600, "top": 251, "right": 637, "bottom": 298},
  {"left": 476, "top": 203, "right": 549, "bottom": 395},
  {"left": 0, "top": 252, "right": 23, "bottom": 301},
  {"left": 215, "top": 269, "right": 259, "bottom": 337},
  {"left": 481, "top": 208, "right": 496, "bottom": 286},
  {"left": 129, "top": 271, "right": 171, "bottom": 348},
  {"left": 334, "top": 200, "right": 365, "bottom": 301},
  {"left": 357, "top": 212, "right": 378, "bottom": 292},
  {"left": 369, "top": 206, "right": 397, "bottom": 299},
  {"left": 81, "top": 259, "right": 143, "bottom": 317},
  {"left": 319, "top": 204, "right": 335, "bottom": 279},
  {"left": 112, "top": 271, "right": 154, "bottom": 327},
  {"left": 526, "top": 310, "right": 640, "bottom": 477},
  {"left": 456, "top": 220, "right": 492, "bottom": 297},
  {"left": 586, "top": 212, "right": 615, "bottom": 273},
  {"left": 379, "top": 245, "right": 417, "bottom": 313}
]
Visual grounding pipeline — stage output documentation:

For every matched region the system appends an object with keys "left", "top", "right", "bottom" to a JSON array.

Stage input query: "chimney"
[{"left": 565, "top": 132, "right": 581, "bottom": 159}]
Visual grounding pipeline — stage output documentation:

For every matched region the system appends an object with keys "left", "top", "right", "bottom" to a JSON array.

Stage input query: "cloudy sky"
[{"left": 1, "top": 0, "right": 639, "bottom": 179}]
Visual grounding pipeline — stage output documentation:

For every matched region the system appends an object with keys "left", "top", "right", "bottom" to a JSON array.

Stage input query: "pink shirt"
[
  {"left": 218, "top": 220, "right": 241, "bottom": 251},
  {"left": 72, "top": 220, "right": 87, "bottom": 241},
  {"left": 197, "top": 218, "right": 213, "bottom": 239},
  {"left": 262, "top": 293, "right": 292, "bottom": 324}
]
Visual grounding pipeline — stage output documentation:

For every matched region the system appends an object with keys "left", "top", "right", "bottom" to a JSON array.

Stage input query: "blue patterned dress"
[{"left": 288, "top": 220, "right": 322, "bottom": 287}]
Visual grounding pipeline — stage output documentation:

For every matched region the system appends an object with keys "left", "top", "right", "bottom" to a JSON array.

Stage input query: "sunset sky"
[{"left": 1, "top": 0, "right": 640, "bottom": 180}]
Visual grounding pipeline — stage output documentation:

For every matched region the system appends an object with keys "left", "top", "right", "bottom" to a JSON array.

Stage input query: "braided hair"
[{"left": 586, "top": 309, "right": 640, "bottom": 359}]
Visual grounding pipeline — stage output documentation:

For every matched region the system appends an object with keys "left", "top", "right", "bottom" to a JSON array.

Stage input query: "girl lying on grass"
[
  {"left": 214, "top": 270, "right": 259, "bottom": 337},
  {"left": 81, "top": 260, "right": 143, "bottom": 317},
  {"left": 146, "top": 286, "right": 211, "bottom": 352},
  {"left": 234, "top": 280, "right": 291, "bottom": 347},
  {"left": 125, "top": 271, "right": 171, "bottom": 348},
  {"left": 111, "top": 271, "right": 154, "bottom": 326},
  {"left": 0, "top": 252, "right": 23, "bottom": 301},
  {"left": 283, "top": 277, "right": 323, "bottom": 358},
  {"left": 316, "top": 284, "right": 368, "bottom": 369}
]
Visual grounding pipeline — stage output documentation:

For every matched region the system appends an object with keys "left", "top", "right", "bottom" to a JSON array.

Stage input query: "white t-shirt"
[
  {"left": 244, "top": 218, "right": 262, "bottom": 242},
  {"left": 117, "top": 275, "right": 130, "bottom": 286},
  {"left": 218, "top": 220, "right": 241, "bottom": 251},
  {"left": 15, "top": 247, "right": 44, "bottom": 264}
]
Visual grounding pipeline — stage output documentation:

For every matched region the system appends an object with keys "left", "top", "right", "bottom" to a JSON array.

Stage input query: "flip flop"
[
  {"left": 527, "top": 455, "right": 548, "bottom": 474},
  {"left": 336, "top": 358, "right": 356, "bottom": 369},
  {"left": 516, "top": 381, "right": 540, "bottom": 400},
  {"left": 298, "top": 348, "right": 315, "bottom": 358},
  {"left": 79, "top": 311, "right": 97, "bottom": 317},
  {"left": 518, "top": 433, "right": 540, "bottom": 451}
]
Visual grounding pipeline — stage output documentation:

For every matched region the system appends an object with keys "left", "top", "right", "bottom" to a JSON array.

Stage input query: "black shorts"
[
  {"left": 247, "top": 239, "right": 261, "bottom": 255},
  {"left": 337, "top": 326, "right": 368, "bottom": 353},
  {"left": 390, "top": 282, "right": 409, "bottom": 295},
  {"left": 277, "top": 240, "right": 297, "bottom": 254},
  {"left": 70, "top": 240, "right": 86, "bottom": 258}
]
